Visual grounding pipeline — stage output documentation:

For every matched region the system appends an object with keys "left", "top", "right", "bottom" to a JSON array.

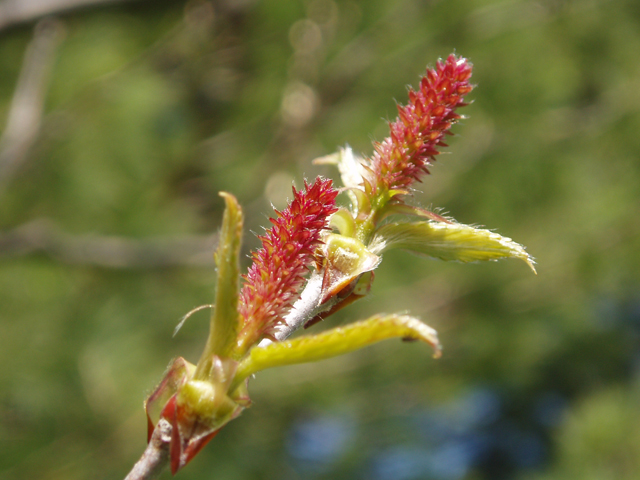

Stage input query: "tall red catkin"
[
  {"left": 364, "top": 54, "right": 474, "bottom": 198},
  {"left": 238, "top": 177, "right": 338, "bottom": 343}
]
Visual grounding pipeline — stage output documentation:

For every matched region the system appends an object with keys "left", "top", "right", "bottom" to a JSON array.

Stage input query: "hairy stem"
[{"left": 259, "top": 269, "right": 336, "bottom": 345}]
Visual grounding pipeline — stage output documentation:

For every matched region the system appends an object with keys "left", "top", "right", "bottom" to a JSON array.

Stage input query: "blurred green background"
[{"left": 1, "top": 0, "right": 639, "bottom": 479}]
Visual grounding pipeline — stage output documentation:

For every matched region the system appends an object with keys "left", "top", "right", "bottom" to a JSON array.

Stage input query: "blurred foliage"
[{"left": 1, "top": 0, "right": 639, "bottom": 479}]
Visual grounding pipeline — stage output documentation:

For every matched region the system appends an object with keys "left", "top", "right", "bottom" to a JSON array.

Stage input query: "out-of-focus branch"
[
  {"left": 0, "top": 18, "right": 63, "bottom": 194},
  {"left": 0, "top": 219, "right": 217, "bottom": 268},
  {"left": 0, "top": 0, "right": 140, "bottom": 31}
]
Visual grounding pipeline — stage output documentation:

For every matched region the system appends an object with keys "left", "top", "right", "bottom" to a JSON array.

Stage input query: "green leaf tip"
[
  {"left": 370, "top": 221, "right": 536, "bottom": 273},
  {"left": 196, "top": 192, "right": 244, "bottom": 375}
]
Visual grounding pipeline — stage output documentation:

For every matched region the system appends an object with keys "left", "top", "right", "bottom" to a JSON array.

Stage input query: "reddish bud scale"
[
  {"left": 366, "top": 54, "right": 474, "bottom": 198},
  {"left": 238, "top": 178, "right": 338, "bottom": 340}
]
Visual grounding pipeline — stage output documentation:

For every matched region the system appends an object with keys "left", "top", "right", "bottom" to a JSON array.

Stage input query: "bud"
[{"left": 320, "top": 233, "right": 380, "bottom": 303}]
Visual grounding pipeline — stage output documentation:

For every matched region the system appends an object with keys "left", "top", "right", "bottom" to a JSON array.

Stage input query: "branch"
[
  {"left": 0, "top": 18, "right": 63, "bottom": 194},
  {"left": 0, "top": 0, "right": 142, "bottom": 31},
  {"left": 0, "top": 219, "right": 217, "bottom": 268},
  {"left": 124, "top": 418, "right": 171, "bottom": 480}
]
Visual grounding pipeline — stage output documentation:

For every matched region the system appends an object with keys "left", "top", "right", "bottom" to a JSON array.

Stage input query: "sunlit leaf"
[
  {"left": 233, "top": 313, "right": 441, "bottom": 384},
  {"left": 370, "top": 220, "right": 536, "bottom": 272}
]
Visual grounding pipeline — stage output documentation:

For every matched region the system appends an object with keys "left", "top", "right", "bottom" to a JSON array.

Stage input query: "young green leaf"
[
  {"left": 370, "top": 220, "right": 536, "bottom": 272},
  {"left": 233, "top": 313, "right": 441, "bottom": 386},
  {"left": 196, "top": 192, "right": 243, "bottom": 375}
]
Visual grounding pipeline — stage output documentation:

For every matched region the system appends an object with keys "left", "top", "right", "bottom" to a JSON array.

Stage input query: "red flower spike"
[
  {"left": 237, "top": 177, "right": 338, "bottom": 347},
  {"left": 364, "top": 55, "right": 474, "bottom": 200}
]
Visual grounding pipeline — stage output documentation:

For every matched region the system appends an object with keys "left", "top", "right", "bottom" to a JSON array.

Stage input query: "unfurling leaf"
[
  {"left": 233, "top": 314, "right": 441, "bottom": 386},
  {"left": 313, "top": 145, "right": 367, "bottom": 191},
  {"left": 370, "top": 221, "right": 536, "bottom": 272},
  {"left": 196, "top": 192, "right": 243, "bottom": 374}
]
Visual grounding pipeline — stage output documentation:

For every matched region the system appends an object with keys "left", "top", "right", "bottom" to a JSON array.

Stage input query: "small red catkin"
[
  {"left": 238, "top": 177, "right": 338, "bottom": 340},
  {"left": 364, "top": 54, "right": 474, "bottom": 199}
]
